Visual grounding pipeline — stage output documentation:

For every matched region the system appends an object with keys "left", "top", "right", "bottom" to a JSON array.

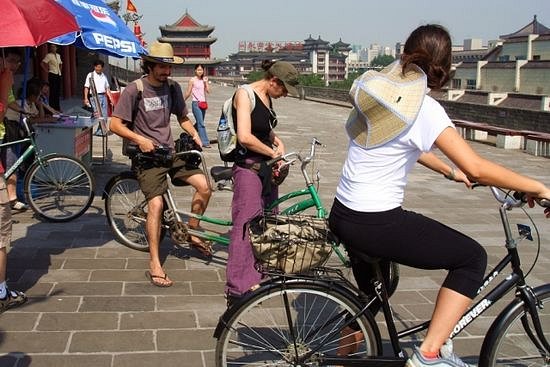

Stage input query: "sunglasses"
[{"left": 268, "top": 108, "right": 278, "bottom": 129}]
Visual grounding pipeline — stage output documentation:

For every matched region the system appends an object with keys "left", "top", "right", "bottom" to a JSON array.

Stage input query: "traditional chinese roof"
[
  {"left": 160, "top": 10, "right": 215, "bottom": 34},
  {"left": 500, "top": 15, "right": 550, "bottom": 39},
  {"left": 158, "top": 36, "right": 217, "bottom": 44},
  {"left": 332, "top": 38, "right": 351, "bottom": 51},
  {"left": 303, "top": 35, "right": 331, "bottom": 51}
]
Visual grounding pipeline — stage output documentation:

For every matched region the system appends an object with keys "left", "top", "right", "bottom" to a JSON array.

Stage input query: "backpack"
[
  {"left": 122, "top": 77, "right": 177, "bottom": 156},
  {"left": 217, "top": 84, "right": 255, "bottom": 162}
]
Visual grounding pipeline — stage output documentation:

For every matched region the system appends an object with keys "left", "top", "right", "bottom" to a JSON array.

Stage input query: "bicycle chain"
[{"left": 170, "top": 221, "right": 189, "bottom": 244}]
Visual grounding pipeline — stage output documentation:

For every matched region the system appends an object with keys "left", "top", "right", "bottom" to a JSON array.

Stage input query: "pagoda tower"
[{"left": 158, "top": 10, "right": 220, "bottom": 77}]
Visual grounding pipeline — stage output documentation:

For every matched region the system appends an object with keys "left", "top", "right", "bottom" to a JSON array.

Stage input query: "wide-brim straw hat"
[
  {"left": 142, "top": 41, "right": 184, "bottom": 65},
  {"left": 346, "top": 61, "right": 427, "bottom": 149}
]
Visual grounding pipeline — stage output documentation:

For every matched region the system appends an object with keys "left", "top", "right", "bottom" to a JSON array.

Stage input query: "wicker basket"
[{"left": 248, "top": 214, "right": 333, "bottom": 274}]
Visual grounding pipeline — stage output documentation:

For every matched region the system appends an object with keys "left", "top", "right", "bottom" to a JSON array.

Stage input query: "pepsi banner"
[{"left": 50, "top": 0, "right": 146, "bottom": 58}]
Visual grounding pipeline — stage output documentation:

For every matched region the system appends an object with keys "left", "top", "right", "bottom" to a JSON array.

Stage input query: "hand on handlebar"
[
  {"left": 138, "top": 138, "right": 156, "bottom": 153},
  {"left": 452, "top": 168, "right": 473, "bottom": 188}
]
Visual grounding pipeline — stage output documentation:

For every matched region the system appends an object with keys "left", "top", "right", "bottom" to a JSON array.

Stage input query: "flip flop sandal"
[
  {"left": 189, "top": 239, "right": 213, "bottom": 257},
  {"left": 145, "top": 271, "right": 173, "bottom": 287}
]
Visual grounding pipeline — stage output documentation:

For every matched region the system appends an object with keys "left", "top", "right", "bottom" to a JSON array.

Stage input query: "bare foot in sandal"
[
  {"left": 189, "top": 235, "right": 213, "bottom": 257},
  {"left": 145, "top": 271, "right": 173, "bottom": 287}
]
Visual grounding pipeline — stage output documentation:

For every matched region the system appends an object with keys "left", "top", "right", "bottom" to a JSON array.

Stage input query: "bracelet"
[{"left": 445, "top": 167, "right": 456, "bottom": 180}]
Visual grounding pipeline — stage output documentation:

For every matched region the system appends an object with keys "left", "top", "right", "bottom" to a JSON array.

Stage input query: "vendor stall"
[{"left": 34, "top": 116, "right": 99, "bottom": 168}]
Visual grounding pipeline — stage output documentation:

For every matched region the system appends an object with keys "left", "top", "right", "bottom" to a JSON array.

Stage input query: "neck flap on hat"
[{"left": 345, "top": 61, "right": 427, "bottom": 149}]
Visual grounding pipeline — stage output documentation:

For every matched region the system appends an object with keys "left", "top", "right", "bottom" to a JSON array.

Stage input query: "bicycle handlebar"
[
  {"left": 265, "top": 138, "right": 324, "bottom": 168},
  {"left": 473, "top": 183, "right": 550, "bottom": 209}
]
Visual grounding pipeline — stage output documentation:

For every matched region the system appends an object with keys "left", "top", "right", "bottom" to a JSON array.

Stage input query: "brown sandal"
[{"left": 145, "top": 271, "right": 173, "bottom": 287}]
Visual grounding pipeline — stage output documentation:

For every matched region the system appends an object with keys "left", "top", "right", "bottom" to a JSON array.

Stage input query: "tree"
[
  {"left": 246, "top": 71, "right": 264, "bottom": 82},
  {"left": 370, "top": 54, "right": 395, "bottom": 67},
  {"left": 297, "top": 74, "right": 325, "bottom": 87},
  {"left": 329, "top": 72, "right": 362, "bottom": 90}
]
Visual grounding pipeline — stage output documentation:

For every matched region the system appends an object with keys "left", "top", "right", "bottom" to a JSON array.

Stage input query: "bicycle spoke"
[{"left": 26, "top": 156, "right": 94, "bottom": 221}]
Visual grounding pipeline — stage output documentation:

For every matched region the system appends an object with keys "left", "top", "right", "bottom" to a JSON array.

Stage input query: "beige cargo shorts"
[{"left": 0, "top": 177, "right": 12, "bottom": 249}]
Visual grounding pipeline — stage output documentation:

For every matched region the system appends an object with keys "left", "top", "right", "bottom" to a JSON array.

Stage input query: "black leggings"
[{"left": 329, "top": 199, "right": 487, "bottom": 299}]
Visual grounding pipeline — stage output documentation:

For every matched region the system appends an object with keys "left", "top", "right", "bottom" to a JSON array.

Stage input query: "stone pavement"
[{"left": 0, "top": 83, "right": 548, "bottom": 367}]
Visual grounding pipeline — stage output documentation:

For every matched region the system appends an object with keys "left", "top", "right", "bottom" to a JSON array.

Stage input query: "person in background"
[
  {"left": 41, "top": 43, "right": 62, "bottom": 111},
  {"left": 5, "top": 81, "right": 57, "bottom": 211},
  {"left": 0, "top": 47, "right": 28, "bottom": 313},
  {"left": 38, "top": 81, "right": 60, "bottom": 116},
  {"left": 110, "top": 42, "right": 212, "bottom": 288},
  {"left": 83, "top": 59, "right": 112, "bottom": 135},
  {"left": 328, "top": 24, "right": 550, "bottom": 367},
  {"left": 184, "top": 64, "right": 211, "bottom": 147},
  {"left": 225, "top": 60, "right": 299, "bottom": 306}
]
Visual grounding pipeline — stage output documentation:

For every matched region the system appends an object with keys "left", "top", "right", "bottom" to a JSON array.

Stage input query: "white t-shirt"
[
  {"left": 335, "top": 95, "right": 454, "bottom": 212},
  {"left": 84, "top": 72, "right": 110, "bottom": 94}
]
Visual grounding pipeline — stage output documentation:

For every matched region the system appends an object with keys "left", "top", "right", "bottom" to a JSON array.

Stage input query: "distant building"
[
  {"left": 449, "top": 15, "right": 550, "bottom": 110},
  {"left": 216, "top": 35, "right": 351, "bottom": 83},
  {"left": 157, "top": 11, "right": 221, "bottom": 77}
]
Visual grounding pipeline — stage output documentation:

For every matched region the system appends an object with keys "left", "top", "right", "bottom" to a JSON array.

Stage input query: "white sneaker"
[{"left": 406, "top": 340, "right": 471, "bottom": 367}]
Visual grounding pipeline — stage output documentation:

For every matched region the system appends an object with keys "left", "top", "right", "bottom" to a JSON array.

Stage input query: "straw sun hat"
[
  {"left": 345, "top": 61, "right": 427, "bottom": 149},
  {"left": 142, "top": 41, "right": 184, "bottom": 65}
]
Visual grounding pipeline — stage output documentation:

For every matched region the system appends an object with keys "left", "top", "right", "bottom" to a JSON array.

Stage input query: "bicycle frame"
[{"left": 0, "top": 117, "right": 42, "bottom": 180}]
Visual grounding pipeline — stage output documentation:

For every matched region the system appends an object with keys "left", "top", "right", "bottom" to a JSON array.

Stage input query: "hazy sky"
[{"left": 127, "top": 0, "right": 549, "bottom": 58}]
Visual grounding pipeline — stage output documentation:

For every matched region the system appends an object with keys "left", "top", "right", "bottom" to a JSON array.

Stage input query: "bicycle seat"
[
  {"left": 210, "top": 166, "right": 232, "bottom": 182},
  {"left": 346, "top": 247, "right": 381, "bottom": 264}
]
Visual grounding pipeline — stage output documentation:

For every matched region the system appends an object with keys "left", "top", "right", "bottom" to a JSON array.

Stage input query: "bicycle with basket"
[
  {"left": 213, "top": 184, "right": 550, "bottom": 366},
  {"left": 103, "top": 138, "right": 355, "bottom": 269}
]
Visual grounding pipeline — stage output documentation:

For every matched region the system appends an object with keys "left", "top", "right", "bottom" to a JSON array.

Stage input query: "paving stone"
[
  {"left": 113, "top": 352, "right": 203, "bottom": 367},
  {"left": 0, "top": 312, "right": 40, "bottom": 331},
  {"left": 0, "top": 332, "right": 70, "bottom": 353},
  {"left": 190, "top": 281, "right": 225, "bottom": 295},
  {"left": 157, "top": 329, "right": 216, "bottom": 350},
  {"left": 69, "top": 330, "right": 154, "bottom": 352},
  {"left": 79, "top": 296, "right": 155, "bottom": 312},
  {"left": 52, "top": 281, "right": 123, "bottom": 296},
  {"left": 120, "top": 311, "right": 196, "bottom": 330},
  {"left": 63, "top": 258, "right": 126, "bottom": 269},
  {"left": 37, "top": 312, "right": 119, "bottom": 331},
  {"left": 14, "top": 296, "right": 81, "bottom": 312},
  {"left": 157, "top": 295, "right": 226, "bottom": 312},
  {"left": 14, "top": 354, "right": 112, "bottom": 367},
  {"left": 124, "top": 281, "right": 191, "bottom": 296}
]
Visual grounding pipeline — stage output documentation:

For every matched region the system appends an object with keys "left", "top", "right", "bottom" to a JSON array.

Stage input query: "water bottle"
[
  {"left": 218, "top": 116, "right": 229, "bottom": 140},
  {"left": 218, "top": 117, "right": 227, "bottom": 129}
]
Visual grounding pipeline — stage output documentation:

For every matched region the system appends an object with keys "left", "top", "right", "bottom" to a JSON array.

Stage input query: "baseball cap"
[{"left": 269, "top": 61, "right": 300, "bottom": 96}]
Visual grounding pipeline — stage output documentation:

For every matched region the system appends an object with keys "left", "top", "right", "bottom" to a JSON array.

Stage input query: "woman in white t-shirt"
[{"left": 329, "top": 24, "right": 550, "bottom": 366}]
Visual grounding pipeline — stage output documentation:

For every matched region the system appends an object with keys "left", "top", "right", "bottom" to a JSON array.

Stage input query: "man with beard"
[{"left": 110, "top": 42, "right": 212, "bottom": 287}]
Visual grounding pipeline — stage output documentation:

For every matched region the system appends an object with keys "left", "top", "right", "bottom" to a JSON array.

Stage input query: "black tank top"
[{"left": 233, "top": 91, "right": 275, "bottom": 161}]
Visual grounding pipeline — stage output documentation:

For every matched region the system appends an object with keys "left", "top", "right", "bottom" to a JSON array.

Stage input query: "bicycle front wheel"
[
  {"left": 24, "top": 154, "right": 94, "bottom": 222},
  {"left": 104, "top": 173, "right": 165, "bottom": 251},
  {"left": 215, "top": 281, "right": 380, "bottom": 366},
  {"left": 479, "top": 285, "right": 550, "bottom": 366}
]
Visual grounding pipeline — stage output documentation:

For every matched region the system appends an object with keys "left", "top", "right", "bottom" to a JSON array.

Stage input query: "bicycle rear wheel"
[
  {"left": 24, "top": 154, "right": 94, "bottom": 222},
  {"left": 215, "top": 281, "right": 381, "bottom": 366},
  {"left": 104, "top": 173, "right": 165, "bottom": 251},
  {"left": 479, "top": 286, "right": 550, "bottom": 366}
]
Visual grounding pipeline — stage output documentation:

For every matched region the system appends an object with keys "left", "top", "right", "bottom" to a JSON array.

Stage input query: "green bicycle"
[
  {"left": 1, "top": 117, "right": 95, "bottom": 222},
  {"left": 103, "top": 138, "right": 343, "bottom": 262}
]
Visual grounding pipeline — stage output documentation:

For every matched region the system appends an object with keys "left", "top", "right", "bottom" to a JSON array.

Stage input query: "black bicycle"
[{"left": 213, "top": 186, "right": 550, "bottom": 366}]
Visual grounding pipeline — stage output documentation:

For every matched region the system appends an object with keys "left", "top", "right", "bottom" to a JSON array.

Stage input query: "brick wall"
[
  {"left": 300, "top": 86, "right": 550, "bottom": 133},
  {"left": 439, "top": 100, "right": 550, "bottom": 133}
]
